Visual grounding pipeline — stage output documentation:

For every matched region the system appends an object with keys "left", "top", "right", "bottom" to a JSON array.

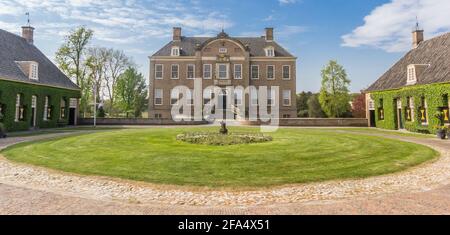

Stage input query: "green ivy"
[
  {"left": 371, "top": 83, "right": 450, "bottom": 134},
  {"left": 0, "top": 79, "right": 80, "bottom": 132}
]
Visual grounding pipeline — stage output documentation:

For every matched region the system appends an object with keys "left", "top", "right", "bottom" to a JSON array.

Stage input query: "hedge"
[
  {"left": 370, "top": 83, "right": 450, "bottom": 134},
  {"left": 0, "top": 79, "right": 80, "bottom": 132}
]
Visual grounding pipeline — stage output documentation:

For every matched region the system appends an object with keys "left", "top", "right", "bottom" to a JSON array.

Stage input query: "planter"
[{"left": 436, "top": 130, "right": 446, "bottom": 140}]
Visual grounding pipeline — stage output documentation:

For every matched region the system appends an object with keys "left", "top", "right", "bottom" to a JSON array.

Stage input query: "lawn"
[{"left": 1, "top": 127, "right": 438, "bottom": 188}]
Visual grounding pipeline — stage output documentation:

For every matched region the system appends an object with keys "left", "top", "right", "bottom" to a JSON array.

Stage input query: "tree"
[
  {"left": 104, "top": 49, "right": 133, "bottom": 116},
  {"left": 307, "top": 94, "right": 326, "bottom": 118},
  {"left": 56, "top": 26, "right": 93, "bottom": 116},
  {"left": 115, "top": 67, "right": 147, "bottom": 118},
  {"left": 85, "top": 47, "right": 109, "bottom": 106},
  {"left": 319, "top": 60, "right": 351, "bottom": 118},
  {"left": 351, "top": 93, "right": 366, "bottom": 118},
  {"left": 297, "top": 91, "right": 313, "bottom": 117}
]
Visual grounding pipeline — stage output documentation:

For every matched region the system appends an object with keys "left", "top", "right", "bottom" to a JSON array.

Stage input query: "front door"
[
  {"left": 68, "top": 108, "right": 76, "bottom": 125},
  {"left": 369, "top": 110, "right": 376, "bottom": 127}
]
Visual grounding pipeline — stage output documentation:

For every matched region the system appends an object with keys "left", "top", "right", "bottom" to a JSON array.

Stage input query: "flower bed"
[{"left": 176, "top": 132, "right": 273, "bottom": 145}]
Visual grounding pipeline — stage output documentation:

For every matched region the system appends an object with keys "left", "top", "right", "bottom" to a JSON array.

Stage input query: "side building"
[
  {"left": 365, "top": 27, "right": 450, "bottom": 133},
  {"left": 148, "top": 27, "right": 297, "bottom": 120},
  {"left": 0, "top": 25, "right": 81, "bottom": 132}
]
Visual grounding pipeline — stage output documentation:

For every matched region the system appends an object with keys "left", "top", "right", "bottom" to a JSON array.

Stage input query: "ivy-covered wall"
[
  {"left": 370, "top": 83, "right": 450, "bottom": 134},
  {"left": 0, "top": 79, "right": 80, "bottom": 132}
]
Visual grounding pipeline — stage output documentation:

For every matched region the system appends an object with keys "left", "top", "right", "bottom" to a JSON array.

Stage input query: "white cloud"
[
  {"left": 342, "top": 0, "right": 450, "bottom": 52},
  {"left": 0, "top": 0, "right": 233, "bottom": 43},
  {"left": 278, "top": 0, "right": 297, "bottom": 5}
]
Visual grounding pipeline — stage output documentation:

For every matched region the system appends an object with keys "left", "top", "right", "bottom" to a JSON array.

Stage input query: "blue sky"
[{"left": 1, "top": 0, "right": 449, "bottom": 93}]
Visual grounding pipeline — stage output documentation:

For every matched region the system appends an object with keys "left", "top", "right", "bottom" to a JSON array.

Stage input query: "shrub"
[{"left": 176, "top": 132, "right": 273, "bottom": 146}]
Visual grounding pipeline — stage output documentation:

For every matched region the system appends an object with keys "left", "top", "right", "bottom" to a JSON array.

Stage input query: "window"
[
  {"left": 267, "top": 65, "right": 275, "bottom": 80},
  {"left": 171, "top": 46, "right": 180, "bottom": 56},
  {"left": 378, "top": 99, "right": 384, "bottom": 121},
  {"left": 219, "top": 48, "right": 227, "bottom": 54},
  {"left": 171, "top": 65, "right": 179, "bottom": 79},
  {"left": 234, "top": 88, "right": 243, "bottom": 106},
  {"left": 282, "top": 65, "right": 291, "bottom": 80},
  {"left": 154, "top": 89, "right": 163, "bottom": 105},
  {"left": 154, "top": 114, "right": 162, "bottom": 119},
  {"left": 268, "top": 88, "right": 276, "bottom": 106},
  {"left": 234, "top": 64, "right": 242, "bottom": 79},
  {"left": 282, "top": 114, "right": 291, "bottom": 118},
  {"left": 30, "top": 63, "right": 38, "bottom": 80},
  {"left": 155, "top": 64, "right": 163, "bottom": 79},
  {"left": 420, "top": 97, "right": 428, "bottom": 124},
  {"left": 171, "top": 88, "right": 179, "bottom": 105},
  {"left": 265, "top": 47, "right": 275, "bottom": 57},
  {"left": 282, "top": 90, "right": 291, "bottom": 106},
  {"left": 60, "top": 98, "right": 66, "bottom": 119},
  {"left": 218, "top": 64, "right": 228, "bottom": 79},
  {"left": 43, "top": 96, "right": 51, "bottom": 121},
  {"left": 14, "top": 94, "right": 20, "bottom": 122},
  {"left": 407, "top": 65, "right": 417, "bottom": 85},
  {"left": 203, "top": 64, "right": 212, "bottom": 79},
  {"left": 251, "top": 65, "right": 259, "bottom": 79},
  {"left": 187, "top": 64, "right": 195, "bottom": 79}
]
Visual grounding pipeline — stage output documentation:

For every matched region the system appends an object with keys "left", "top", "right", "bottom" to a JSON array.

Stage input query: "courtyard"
[{"left": 1, "top": 126, "right": 449, "bottom": 214}]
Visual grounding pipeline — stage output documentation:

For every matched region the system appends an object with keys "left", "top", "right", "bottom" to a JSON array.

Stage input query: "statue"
[{"left": 219, "top": 120, "right": 228, "bottom": 135}]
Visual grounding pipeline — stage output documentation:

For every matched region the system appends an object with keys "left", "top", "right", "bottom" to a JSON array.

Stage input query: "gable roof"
[
  {"left": 152, "top": 33, "right": 294, "bottom": 57},
  {"left": 0, "top": 29, "right": 80, "bottom": 90},
  {"left": 366, "top": 32, "right": 450, "bottom": 92}
]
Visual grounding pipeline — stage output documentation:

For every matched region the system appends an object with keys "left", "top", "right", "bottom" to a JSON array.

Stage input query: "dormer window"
[
  {"left": 30, "top": 62, "right": 38, "bottom": 80},
  {"left": 265, "top": 47, "right": 275, "bottom": 57},
  {"left": 407, "top": 65, "right": 416, "bottom": 85},
  {"left": 171, "top": 46, "right": 180, "bottom": 56}
]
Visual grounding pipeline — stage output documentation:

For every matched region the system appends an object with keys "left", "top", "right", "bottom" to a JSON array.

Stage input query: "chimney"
[
  {"left": 265, "top": 27, "right": 274, "bottom": 41},
  {"left": 22, "top": 26, "right": 35, "bottom": 44},
  {"left": 412, "top": 20, "right": 424, "bottom": 49},
  {"left": 173, "top": 27, "right": 181, "bottom": 41}
]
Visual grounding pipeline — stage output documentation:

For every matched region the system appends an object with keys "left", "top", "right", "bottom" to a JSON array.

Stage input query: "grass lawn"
[{"left": 1, "top": 127, "right": 438, "bottom": 188}]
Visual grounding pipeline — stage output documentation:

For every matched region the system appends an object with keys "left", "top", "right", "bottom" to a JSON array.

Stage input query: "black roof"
[
  {"left": 0, "top": 29, "right": 80, "bottom": 90},
  {"left": 152, "top": 34, "right": 294, "bottom": 57},
  {"left": 367, "top": 32, "right": 450, "bottom": 92}
]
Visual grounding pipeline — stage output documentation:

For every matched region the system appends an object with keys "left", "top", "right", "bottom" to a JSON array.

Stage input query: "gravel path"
[{"left": 1, "top": 129, "right": 450, "bottom": 214}]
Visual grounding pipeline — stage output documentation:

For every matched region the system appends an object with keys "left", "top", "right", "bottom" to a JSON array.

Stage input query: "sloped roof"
[
  {"left": 366, "top": 32, "right": 450, "bottom": 92},
  {"left": 0, "top": 29, "right": 80, "bottom": 90},
  {"left": 152, "top": 34, "right": 294, "bottom": 57}
]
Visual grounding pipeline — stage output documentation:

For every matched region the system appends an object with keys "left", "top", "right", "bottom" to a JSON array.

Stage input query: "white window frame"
[
  {"left": 251, "top": 65, "right": 259, "bottom": 80},
  {"left": 171, "top": 64, "right": 179, "bottom": 79},
  {"left": 14, "top": 94, "right": 20, "bottom": 122},
  {"left": 203, "top": 64, "right": 212, "bottom": 79},
  {"left": 154, "top": 89, "right": 163, "bottom": 105},
  {"left": 268, "top": 88, "right": 276, "bottom": 106},
  {"left": 234, "top": 64, "right": 242, "bottom": 80},
  {"left": 265, "top": 47, "right": 275, "bottom": 57},
  {"left": 187, "top": 89, "right": 194, "bottom": 106},
  {"left": 251, "top": 89, "right": 258, "bottom": 106},
  {"left": 407, "top": 65, "right": 417, "bottom": 85},
  {"left": 282, "top": 65, "right": 291, "bottom": 80},
  {"left": 267, "top": 65, "right": 275, "bottom": 80},
  {"left": 217, "top": 63, "right": 229, "bottom": 80},
  {"left": 30, "top": 62, "right": 38, "bottom": 80},
  {"left": 43, "top": 96, "right": 49, "bottom": 121},
  {"left": 171, "top": 46, "right": 180, "bottom": 56},
  {"left": 283, "top": 90, "right": 291, "bottom": 106},
  {"left": 155, "top": 64, "right": 163, "bottom": 80},
  {"left": 187, "top": 64, "right": 195, "bottom": 79}
]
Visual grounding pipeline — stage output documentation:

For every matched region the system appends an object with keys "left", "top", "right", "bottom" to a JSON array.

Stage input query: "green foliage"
[
  {"left": 97, "top": 106, "right": 106, "bottom": 118},
  {"left": 176, "top": 132, "right": 273, "bottom": 146},
  {"left": 307, "top": 94, "right": 327, "bottom": 118},
  {"left": 114, "top": 67, "right": 147, "bottom": 118},
  {"left": 296, "top": 91, "right": 313, "bottom": 117},
  {"left": 319, "top": 60, "right": 351, "bottom": 117},
  {"left": 371, "top": 83, "right": 450, "bottom": 134},
  {"left": 0, "top": 79, "right": 80, "bottom": 132}
]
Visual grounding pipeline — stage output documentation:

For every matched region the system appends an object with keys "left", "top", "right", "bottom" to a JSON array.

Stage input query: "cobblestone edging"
[{"left": 1, "top": 130, "right": 449, "bottom": 207}]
